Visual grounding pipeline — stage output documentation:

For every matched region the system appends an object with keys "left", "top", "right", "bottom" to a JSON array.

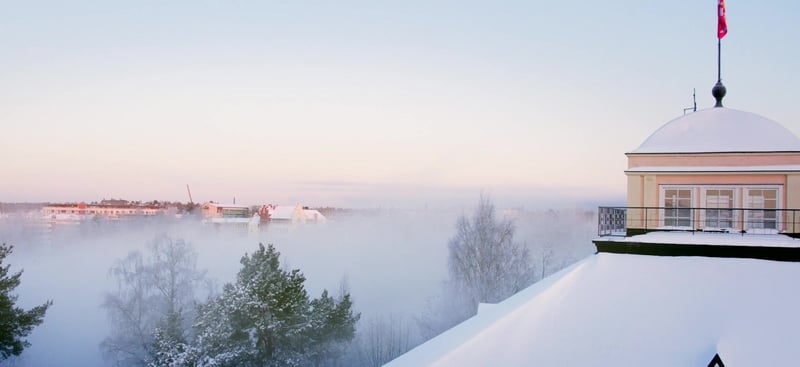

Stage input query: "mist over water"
[{"left": 1, "top": 206, "right": 595, "bottom": 366}]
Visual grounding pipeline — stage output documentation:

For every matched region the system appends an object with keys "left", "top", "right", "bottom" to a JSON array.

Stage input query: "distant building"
[
  {"left": 258, "top": 204, "right": 327, "bottom": 224},
  {"left": 197, "top": 202, "right": 256, "bottom": 234},
  {"left": 302, "top": 208, "right": 327, "bottom": 223},
  {"left": 200, "top": 202, "right": 251, "bottom": 219},
  {"left": 42, "top": 202, "right": 166, "bottom": 221}
]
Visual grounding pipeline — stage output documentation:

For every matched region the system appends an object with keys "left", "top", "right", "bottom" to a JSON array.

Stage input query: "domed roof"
[{"left": 631, "top": 107, "right": 800, "bottom": 154}]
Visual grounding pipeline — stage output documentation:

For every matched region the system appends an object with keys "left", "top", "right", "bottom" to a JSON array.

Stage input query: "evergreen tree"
[
  {"left": 194, "top": 243, "right": 359, "bottom": 367},
  {"left": 0, "top": 243, "right": 52, "bottom": 360},
  {"left": 149, "top": 326, "right": 199, "bottom": 367},
  {"left": 305, "top": 290, "right": 358, "bottom": 366}
]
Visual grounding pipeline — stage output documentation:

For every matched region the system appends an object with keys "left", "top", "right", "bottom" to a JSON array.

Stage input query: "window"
[
  {"left": 746, "top": 188, "right": 779, "bottom": 231},
  {"left": 663, "top": 188, "right": 692, "bottom": 228},
  {"left": 704, "top": 189, "right": 734, "bottom": 230}
]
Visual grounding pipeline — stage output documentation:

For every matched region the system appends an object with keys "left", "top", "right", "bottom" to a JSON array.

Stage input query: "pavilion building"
[
  {"left": 383, "top": 86, "right": 800, "bottom": 366},
  {"left": 616, "top": 105, "right": 800, "bottom": 237}
]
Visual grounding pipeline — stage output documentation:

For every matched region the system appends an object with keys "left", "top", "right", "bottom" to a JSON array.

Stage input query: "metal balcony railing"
[{"left": 597, "top": 206, "right": 800, "bottom": 237}]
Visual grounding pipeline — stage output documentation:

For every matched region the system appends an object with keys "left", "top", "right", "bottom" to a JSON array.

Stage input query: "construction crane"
[{"left": 186, "top": 184, "right": 194, "bottom": 205}]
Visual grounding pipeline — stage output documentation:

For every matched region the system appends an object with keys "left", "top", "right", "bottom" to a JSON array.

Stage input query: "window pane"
[
  {"left": 704, "top": 189, "right": 735, "bottom": 229},
  {"left": 746, "top": 188, "right": 780, "bottom": 232},
  {"left": 663, "top": 188, "right": 692, "bottom": 228}
]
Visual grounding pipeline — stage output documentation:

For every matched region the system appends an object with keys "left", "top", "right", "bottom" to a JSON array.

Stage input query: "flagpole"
[
  {"left": 717, "top": 38, "right": 721, "bottom": 82},
  {"left": 712, "top": 0, "right": 727, "bottom": 107}
]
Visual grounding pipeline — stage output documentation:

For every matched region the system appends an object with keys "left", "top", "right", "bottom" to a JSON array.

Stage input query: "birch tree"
[
  {"left": 447, "top": 196, "right": 534, "bottom": 306},
  {"left": 101, "top": 235, "right": 208, "bottom": 367},
  {"left": 419, "top": 196, "right": 534, "bottom": 340}
]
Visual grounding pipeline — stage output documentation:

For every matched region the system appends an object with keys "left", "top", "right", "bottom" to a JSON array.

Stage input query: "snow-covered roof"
[
  {"left": 630, "top": 107, "right": 800, "bottom": 154},
  {"left": 626, "top": 165, "right": 800, "bottom": 173},
  {"left": 386, "top": 252, "right": 800, "bottom": 366},
  {"left": 303, "top": 209, "right": 326, "bottom": 222},
  {"left": 603, "top": 231, "right": 800, "bottom": 248},
  {"left": 268, "top": 205, "right": 299, "bottom": 220}
]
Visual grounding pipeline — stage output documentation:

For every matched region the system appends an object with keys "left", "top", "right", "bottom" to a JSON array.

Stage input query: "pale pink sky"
[{"left": 3, "top": 1, "right": 799, "bottom": 207}]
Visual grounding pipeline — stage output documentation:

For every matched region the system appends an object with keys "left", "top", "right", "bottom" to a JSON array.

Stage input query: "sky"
[{"left": 3, "top": 0, "right": 799, "bottom": 208}]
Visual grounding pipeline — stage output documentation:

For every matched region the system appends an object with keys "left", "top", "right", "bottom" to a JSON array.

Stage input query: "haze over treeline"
[{"left": 0, "top": 202, "right": 595, "bottom": 366}]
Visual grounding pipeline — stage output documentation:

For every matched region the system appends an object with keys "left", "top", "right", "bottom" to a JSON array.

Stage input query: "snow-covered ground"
[
  {"left": 386, "top": 251, "right": 800, "bottom": 366},
  {"left": 602, "top": 231, "right": 800, "bottom": 248}
]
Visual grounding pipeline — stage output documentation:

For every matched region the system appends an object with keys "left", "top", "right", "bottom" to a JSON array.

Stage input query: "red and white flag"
[{"left": 718, "top": 0, "right": 728, "bottom": 39}]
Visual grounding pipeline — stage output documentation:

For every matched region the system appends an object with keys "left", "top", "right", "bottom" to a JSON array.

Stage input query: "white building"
[
  {"left": 41, "top": 203, "right": 166, "bottom": 221},
  {"left": 258, "top": 204, "right": 327, "bottom": 224}
]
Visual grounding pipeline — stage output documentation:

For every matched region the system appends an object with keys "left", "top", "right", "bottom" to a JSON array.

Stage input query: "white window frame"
[
  {"left": 660, "top": 184, "right": 784, "bottom": 233},
  {"left": 659, "top": 186, "right": 694, "bottom": 229},
  {"left": 700, "top": 186, "right": 737, "bottom": 232},
  {"left": 744, "top": 186, "right": 782, "bottom": 233}
]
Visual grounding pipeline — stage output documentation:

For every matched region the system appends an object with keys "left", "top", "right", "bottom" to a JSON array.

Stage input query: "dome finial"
[{"left": 712, "top": 80, "right": 726, "bottom": 108}]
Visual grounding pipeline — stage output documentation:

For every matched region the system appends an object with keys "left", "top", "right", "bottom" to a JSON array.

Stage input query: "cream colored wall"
[
  {"left": 641, "top": 175, "right": 658, "bottom": 229},
  {"left": 787, "top": 175, "right": 800, "bottom": 232},
  {"left": 626, "top": 175, "right": 642, "bottom": 207},
  {"left": 292, "top": 204, "right": 305, "bottom": 224},
  {"left": 625, "top": 174, "right": 657, "bottom": 229},
  {"left": 787, "top": 175, "right": 800, "bottom": 208},
  {"left": 626, "top": 175, "right": 642, "bottom": 228},
  {"left": 643, "top": 175, "right": 657, "bottom": 207},
  {"left": 624, "top": 152, "right": 800, "bottom": 233},
  {"left": 202, "top": 204, "right": 225, "bottom": 218},
  {"left": 632, "top": 172, "right": 799, "bottom": 232}
]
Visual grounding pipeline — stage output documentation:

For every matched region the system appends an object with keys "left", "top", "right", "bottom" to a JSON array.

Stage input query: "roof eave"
[{"left": 626, "top": 150, "right": 800, "bottom": 156}]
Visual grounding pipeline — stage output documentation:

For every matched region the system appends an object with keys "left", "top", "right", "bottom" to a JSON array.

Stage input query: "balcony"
[{"left": 598, "top": 206, "right": 800, "bottom": 238}]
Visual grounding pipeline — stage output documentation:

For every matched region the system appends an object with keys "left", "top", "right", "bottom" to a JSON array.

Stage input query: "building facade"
[{"left": 621, "top": 107, "right": 800, "bottom": 236}]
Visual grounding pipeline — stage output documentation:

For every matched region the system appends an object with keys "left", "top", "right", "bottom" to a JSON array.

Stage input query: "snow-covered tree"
[
  {"left": 448, "top": 195, "right": 533, "bottom": 306},
  {"left": 350, "top": 315, "right": 414, "bottom": 367},
  {"left": 0, "top": 243, "right": 51, "bottom": 360},
  {"left": 192, "top": 243, "right": 358, "bottom": 367},
  {"left": 419, "top": 196, "right": 534, "bottom": 339},
  {"left": 148, "top": 326, "right": 200, "bottom": 367},
  {"left": 305, "top": 290, "right": 357, "bottom": 366},
  {"left": 101, "top": 235, "right": 208, "bottom": 367},
  {"left": 415, "top": 284, "right": 475, "bottom": 342}
]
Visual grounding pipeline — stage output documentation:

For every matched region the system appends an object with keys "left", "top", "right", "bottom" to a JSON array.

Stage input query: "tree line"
[
  {"left": 1, "top": 195, "right": 589, "bottom": 366},
  {"left": 101, "top": 236, "right": 358, "bottom": 367}
]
